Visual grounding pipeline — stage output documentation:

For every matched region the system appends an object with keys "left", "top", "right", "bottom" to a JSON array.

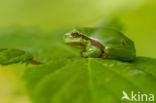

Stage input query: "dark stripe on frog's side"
[{"left": 71, "top": 32, "right": 105, "bottom": 51}]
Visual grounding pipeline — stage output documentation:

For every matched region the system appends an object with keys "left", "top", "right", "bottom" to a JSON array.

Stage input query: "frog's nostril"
[
  {"left": 64, "top": 34, "right": 70, "bottom": 37},
  {"left": 64, "top": 33, "right": 71, "bottom": 38}
]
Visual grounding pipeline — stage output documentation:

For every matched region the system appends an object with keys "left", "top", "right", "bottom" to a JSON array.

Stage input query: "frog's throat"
[
  {"left": 72, "top": 32, "right": 105, "bottom": 51},
  {"left": 66, "top": 42, "right": 86, "bottom": 49}
]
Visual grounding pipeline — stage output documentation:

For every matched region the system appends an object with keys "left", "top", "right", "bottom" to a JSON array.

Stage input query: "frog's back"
[
  {"left": 91, "top": 28, "right": 136, "bottom": 61},
  {"left": 89, "top": 28, "right": 133, "bottom": 47},
  {"left": 73, "top": 27, "right": 134, "bottom": 47}
]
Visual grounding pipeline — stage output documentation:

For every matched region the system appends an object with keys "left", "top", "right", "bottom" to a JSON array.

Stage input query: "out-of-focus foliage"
[
  {"left": 0, "top": 48, "right": 33, "bottom": 65},
  {"left": 0, "top": 0, "right": 147, "bottom": 29},
  {"left": 94, "top": 17, "right": 124, "bottom": 31}
]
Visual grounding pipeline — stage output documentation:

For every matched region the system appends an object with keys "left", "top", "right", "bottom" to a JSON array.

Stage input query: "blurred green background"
[{"left": 0, "top": 0, "right": 156, "bottom": 103}]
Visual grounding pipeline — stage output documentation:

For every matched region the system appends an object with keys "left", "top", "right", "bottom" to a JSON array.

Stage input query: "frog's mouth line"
[{"left": 71, "top": 32, "right": 105, "bottom": 51}]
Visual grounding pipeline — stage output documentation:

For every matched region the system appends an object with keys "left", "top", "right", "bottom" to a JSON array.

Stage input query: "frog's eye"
[{"left": 71, "top": 32, "right": 80, "bottom": 38}]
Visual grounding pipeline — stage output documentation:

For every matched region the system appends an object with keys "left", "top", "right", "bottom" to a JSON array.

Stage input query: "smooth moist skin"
[{"left": 64, "top": 27, "right": 136, "bottom": 61}]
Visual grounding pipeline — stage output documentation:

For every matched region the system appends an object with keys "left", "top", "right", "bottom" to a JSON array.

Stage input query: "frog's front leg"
[
  {"left": 80, "top": 49, "right": 86, "bottom": 57},
  {"left": 101, "top": 53, "right": 108, "bottom": 59},
  {"left": 81, "top": 45, "right": 102, "bottom": 58}
]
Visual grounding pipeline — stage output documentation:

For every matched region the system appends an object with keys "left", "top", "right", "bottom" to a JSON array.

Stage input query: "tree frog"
[{"left": 63, "top": 27, "right": 136, "bottom": 61}]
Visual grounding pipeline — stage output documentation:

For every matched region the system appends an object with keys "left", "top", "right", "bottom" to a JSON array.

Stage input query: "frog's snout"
[
  {"left": 64, "top": 33, "right": 71, "bottom": 38},
  {"left": 64, "top": 33, "right": 73, "bottom": 44}
]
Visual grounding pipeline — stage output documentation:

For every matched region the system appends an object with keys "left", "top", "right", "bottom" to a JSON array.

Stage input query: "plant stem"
[{"left": 30, "top": 59, "right": 45, "bottom": 65}]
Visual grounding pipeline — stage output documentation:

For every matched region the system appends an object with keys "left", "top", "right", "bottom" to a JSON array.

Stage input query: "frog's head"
[{"left": 64, "top": 32, "right": 89, "bottom": 48}]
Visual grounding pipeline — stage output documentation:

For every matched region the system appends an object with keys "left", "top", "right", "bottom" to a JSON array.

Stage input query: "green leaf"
[
  {"left": 1, "top": 28, "right": 156, "bottom": 103},
  {"left": 24, "top": 57, "right": 156, "bottom": 103},
  {"left": 0, "top": 48, "right": 33, "bottom": 65}
]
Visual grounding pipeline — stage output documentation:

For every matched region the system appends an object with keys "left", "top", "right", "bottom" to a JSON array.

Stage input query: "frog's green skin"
[{"left": 64, "top": 27, "right": 136, "bottom": 61}]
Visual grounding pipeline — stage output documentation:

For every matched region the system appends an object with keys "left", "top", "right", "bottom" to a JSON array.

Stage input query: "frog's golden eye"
[{"left": 71, "top": 32, "right": 80, "bottom": 38}]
